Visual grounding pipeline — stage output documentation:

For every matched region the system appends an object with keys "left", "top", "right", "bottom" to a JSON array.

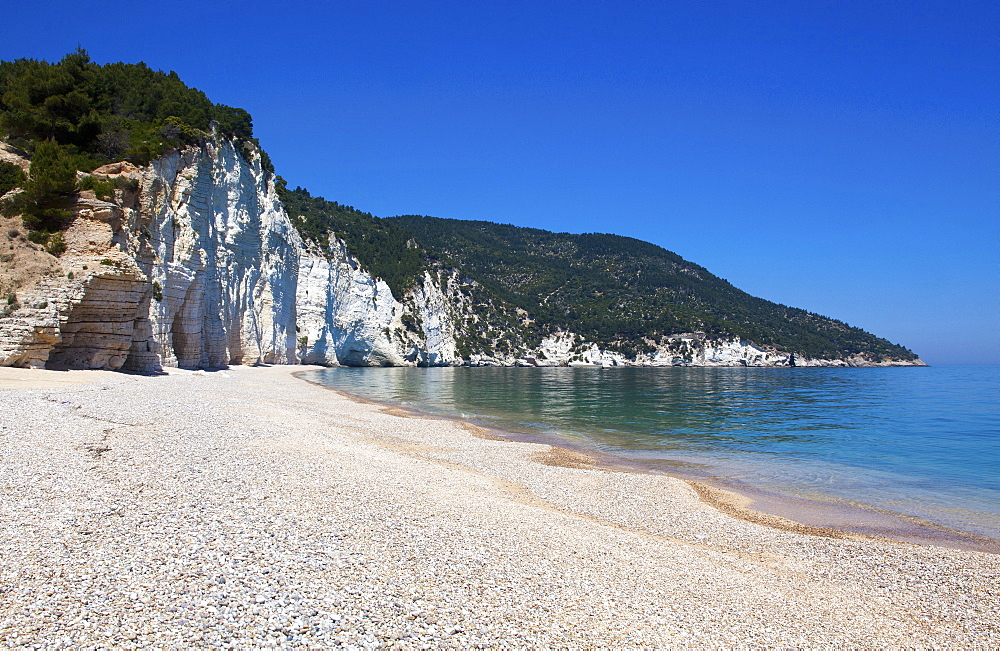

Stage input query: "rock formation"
[{"left": 0, "top": 136, "right": 926, "bottom": 370}]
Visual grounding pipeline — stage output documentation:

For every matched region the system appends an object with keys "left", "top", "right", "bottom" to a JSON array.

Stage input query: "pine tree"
[
  {"left": 14, "top": 139, "right": 77, "bottom": 232},
  {"left": 0, "top": 161, "right": 25, "bottom": 196}
]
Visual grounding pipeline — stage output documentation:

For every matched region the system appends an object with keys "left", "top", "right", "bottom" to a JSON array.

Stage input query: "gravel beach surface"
[{"left": 1, "top": 364, "right": 997, "bottom": 648}]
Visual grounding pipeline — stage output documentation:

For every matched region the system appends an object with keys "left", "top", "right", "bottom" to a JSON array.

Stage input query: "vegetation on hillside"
[
  {"left": 6, "top": 139, "right": 76, "bottom": 236},
  {"left": 0, "top": 160, "right": 25, "bottom": 196},
  {"left": 276, "top": 181, "right": 424, "bottom": 299},
  {"left": 0, "top": 49, "right": 259, "bottom": 165},
  {"left": 0, "top": 49, "right": 268, "bottom": 234},
  {"left": 0, "top": 51, "right": 918, "bottom": 362},
  {"left": 390, "top": 216, "right": 919, "bottom": 362}
]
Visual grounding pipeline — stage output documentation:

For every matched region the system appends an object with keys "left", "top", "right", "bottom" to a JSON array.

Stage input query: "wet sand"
[{"left": 304, "top": 371, "right": 1000, "bottom": 554}]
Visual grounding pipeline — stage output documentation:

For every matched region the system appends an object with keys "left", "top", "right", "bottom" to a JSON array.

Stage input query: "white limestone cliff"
[
  {"left": 295, "top": 240, "right": 404, "bottom": 367},
  {"left": 0, "top": 138, "right": 301, "bottom": 371},
  {"left": 410, "top": 270, "right": 465, "bottom": 366},
  {"left": 0, "top": 136, "right": 925, "bottom": 370},
  {"left": 139, "top": 141, "right": 299, "bottom": 368}
]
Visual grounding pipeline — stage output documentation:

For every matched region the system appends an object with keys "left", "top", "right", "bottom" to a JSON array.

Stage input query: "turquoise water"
[{"left": 305, "top": 366, "right": 1000, "bottom": 543}]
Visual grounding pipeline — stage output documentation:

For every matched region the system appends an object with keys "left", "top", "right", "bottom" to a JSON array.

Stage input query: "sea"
[{"left": 304, "top": 365, "right": 1000, "bottom": 551}]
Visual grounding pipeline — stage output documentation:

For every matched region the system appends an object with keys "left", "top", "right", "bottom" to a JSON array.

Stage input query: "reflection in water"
[{"left": 308, "top": 366, "right": 1000, "bottom": 540}]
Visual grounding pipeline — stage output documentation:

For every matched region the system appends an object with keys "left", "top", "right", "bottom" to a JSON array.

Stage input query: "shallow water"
[{"left": 306, "top": 365, "right": 1000, "bottom": 543}]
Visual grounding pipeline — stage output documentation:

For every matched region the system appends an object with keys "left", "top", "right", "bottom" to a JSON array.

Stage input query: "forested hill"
[
  {"left": 0, "top": 49, "right": 261, "bottom": 167},
  {"left": 0, "top": 51, "right": 918, "bottom": 364},
  {"left": 0, "top": 49, "right": 267, "bottom": 243},
  {"left": 389, "top": 215, "right": 918, "bottom": 362}
]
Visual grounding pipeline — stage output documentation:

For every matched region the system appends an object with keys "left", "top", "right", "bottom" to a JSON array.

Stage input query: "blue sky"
[{"left": 3, "top": 1, "right": 997, "bottom": 364}]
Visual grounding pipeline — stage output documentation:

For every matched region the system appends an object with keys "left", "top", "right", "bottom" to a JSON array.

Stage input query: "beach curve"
[{"left": 1, "top": 364, "right": 997, "bottom": 647}]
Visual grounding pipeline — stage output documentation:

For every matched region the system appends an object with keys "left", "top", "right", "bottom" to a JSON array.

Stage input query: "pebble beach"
[{"left": 1, "top": 364, "right": 997, "bottom": 648}]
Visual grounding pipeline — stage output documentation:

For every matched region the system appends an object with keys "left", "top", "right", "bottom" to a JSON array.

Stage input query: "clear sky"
[{"left": 2, "top": 1, "right": 997, "bottom": 365}]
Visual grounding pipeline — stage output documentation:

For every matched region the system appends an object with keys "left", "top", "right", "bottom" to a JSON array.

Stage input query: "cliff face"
[
  {"left": 140, "top": 143, "right": 299, "bottom": 368},
  {"left": 0, "top": 150, "right": 155, "bottom": 370},
  {"left": 0, "top": 140, "right": 299, "bottom": 371},
  {"left": 0, "top": 138, "right": 926, "bottom": 370},
  {"left": 295, "top": 240, "right": 403, "bottom": 367}
]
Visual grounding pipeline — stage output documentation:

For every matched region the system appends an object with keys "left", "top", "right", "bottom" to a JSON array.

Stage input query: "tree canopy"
[
  {"left": 0, "top": 49, "right": 257, "bottom": 169},
  {"left": 6, "top": 139, "right": 77, "bottom": 233}
]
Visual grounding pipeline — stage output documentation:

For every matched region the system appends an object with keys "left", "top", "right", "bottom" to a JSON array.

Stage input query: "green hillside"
[
  {"left": 0, "top": 49, "right": 265, "bottom": 238},
  {"left": 389, "top": 216, "right": 918, "bottom": 362},
  {"left": 0, "top": 51, "right": 918, "bottom": 363},
  {"left": 0, "top": 48, "right": 260, "bottom": 167},
  {"left": 276, "top": 183, "right": 424, "bottom": 299}
]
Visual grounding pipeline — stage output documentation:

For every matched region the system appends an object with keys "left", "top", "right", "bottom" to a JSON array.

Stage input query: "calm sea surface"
[{"left": 305, "top": 366, "right": 1000, "bottom": 542}]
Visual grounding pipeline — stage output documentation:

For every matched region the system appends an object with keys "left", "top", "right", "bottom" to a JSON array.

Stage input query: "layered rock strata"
[
  {"left": 140, "top": 142, "right": 298, "bottom": 368},
  {"left": 0, "top": 268, "right": 149, "bottom": 370}
]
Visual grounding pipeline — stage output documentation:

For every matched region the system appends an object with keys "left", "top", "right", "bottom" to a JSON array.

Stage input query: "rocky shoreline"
[{"left": 0, "top": 365, "right": 994, "bottom": 647}]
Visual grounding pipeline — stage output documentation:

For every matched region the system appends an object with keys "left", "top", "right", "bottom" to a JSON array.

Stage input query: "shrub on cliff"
[
  {"left": 1, "top": 139, "right": 76, "bottom": 233},
  {"left": 0, "top": 160, "right": 25, "bottom": 196}
]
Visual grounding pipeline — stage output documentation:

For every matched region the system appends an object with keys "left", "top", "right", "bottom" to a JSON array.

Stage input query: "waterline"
[{"left": 305, "top": 365, "right": 1000, "bottom": 548}]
